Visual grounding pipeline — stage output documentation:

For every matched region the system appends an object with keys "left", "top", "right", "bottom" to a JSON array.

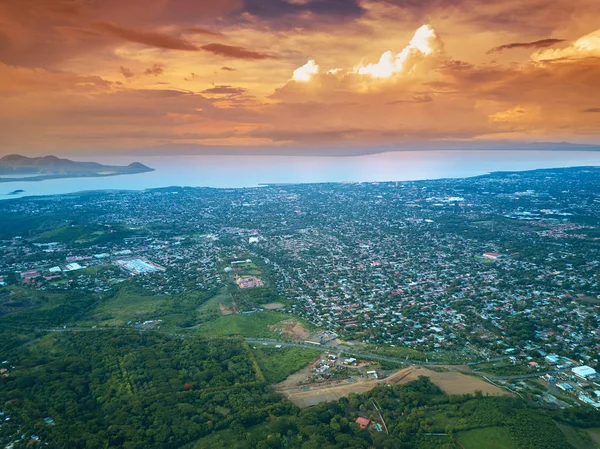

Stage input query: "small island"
[{"left": 0, "top": 154, "right": 153, "bottom": 183}]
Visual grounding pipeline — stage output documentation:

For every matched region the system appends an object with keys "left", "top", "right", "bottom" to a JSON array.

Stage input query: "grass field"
[
  {"left": 196, "top": 287, "right": 232, "bottom": 321},
  {"left": 252, "top": 346, "right": 320, "bottom": 384},
  {"left": 456, "top": 426, "right": 516, "bottom": 449},
  {"left": 88, "top": 290, "right": 169, "bottom": 326},
  {"left": 362, "top": 343, "right": 427, "bottom": 361},
  {"left": 587, "top": 428, "right": 600, "bottom": 446},
  {"left": 34, "top": 224, "right": 136, "bottom": 245},
  {"left": 194, "top": 311, "right": 310, "bottom": 338},
  {"left": 232, "top": 261, "right": 262, "bottom": 276},
  {"left": 556, "top": 422, "right": 599, "bottom": 449}
]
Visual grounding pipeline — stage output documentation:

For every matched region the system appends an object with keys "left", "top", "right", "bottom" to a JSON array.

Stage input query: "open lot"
[
  {"left": 277, "top": 365, "right": 510, "bottom": 408},
  {"left": 396, "top": 367, "right": 510, "bottom": 396},
  {"left": 89, "top": 292, "right": 168, "bottom": 326},
  {"left": 263, "top": 302, "right": 285, "bottom": 310},
  {"left": 269, "top": 318, "right": 310, "bottom": 340}
]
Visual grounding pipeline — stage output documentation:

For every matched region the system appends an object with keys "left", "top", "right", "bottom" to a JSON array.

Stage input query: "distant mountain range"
[
  {"left": 0, "top": 155, "right": 153, "bottom": 182},
  {"left": 131, "top": 140, "right": 600, "bottom": 157}
]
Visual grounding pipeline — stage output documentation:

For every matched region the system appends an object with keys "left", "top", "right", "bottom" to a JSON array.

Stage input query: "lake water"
[{"left": 1, "top": 150, "right": 600, "bottom": 200}]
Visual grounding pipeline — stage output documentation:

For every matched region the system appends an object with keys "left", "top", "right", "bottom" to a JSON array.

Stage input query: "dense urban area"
[{"left": 1, "top": 166, "right": 600, "bottom": 448}]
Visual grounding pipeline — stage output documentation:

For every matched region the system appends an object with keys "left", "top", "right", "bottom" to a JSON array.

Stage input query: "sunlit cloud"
[
  {"left": 2, "top": 0, "right": 600, "bottom": 153},
  {"left": 532, "top": 28, "right": 600, "bottom": 61},
  {"left": 292, "top": 60, "right": 320, "bottom": 81}
]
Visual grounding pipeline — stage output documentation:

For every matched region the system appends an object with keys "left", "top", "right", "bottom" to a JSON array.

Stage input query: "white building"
[{"left": 572, "top": 365, "right": 597, "bottom": 380}]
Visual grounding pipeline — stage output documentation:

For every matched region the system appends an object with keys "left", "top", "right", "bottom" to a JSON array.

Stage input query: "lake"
[{"left": 1, "top": 150, "right": 600, "bottom": 199}]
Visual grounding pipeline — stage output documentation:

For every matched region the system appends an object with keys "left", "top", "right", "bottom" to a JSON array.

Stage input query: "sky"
[{"left": 1, "top": 0, "right": 600, "bottom": 156}]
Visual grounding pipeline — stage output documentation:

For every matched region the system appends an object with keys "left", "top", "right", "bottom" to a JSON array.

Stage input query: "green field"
[
  {"left": 556, "top": 422, "right": 599, "bottom": 449},
  {"left": 231, "top": 261, "right": 262, "bottom": 276},
  {"left": 456, "top": 426, "right": 516, "bottom": 449},
  {"left": 252, "top": 346, "right": 320, "bottom": 384},
  {"left": 362, "top": 342, "right": 427, "bottom": 361},
  {"left": 196, "top": 287, "right": 233, "bottom": 322},
  {"left": 34, "top": 224, "right": 137, "bottom": 245},
  {"left": 194, "top": 311, "right": 309, "bottom": 338},
  {"left": 88, "top": 288, "right": 169, "bottom": 326}
]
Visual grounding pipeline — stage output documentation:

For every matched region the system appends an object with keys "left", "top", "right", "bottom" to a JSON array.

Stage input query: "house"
[
  {"left": 355, "top": 417, "right": 370, "bottom": 429},
  {"left": 20, "top": 270, "right": 41, "bottom": 280},
  {"left": 483, "top": 252, "right": 501, "bottom": 260}
]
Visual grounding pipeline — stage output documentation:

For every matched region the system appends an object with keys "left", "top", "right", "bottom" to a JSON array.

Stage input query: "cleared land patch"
[
  {"left": 269, "top": 318, "right": 310, "bottom": 340},
  {"left": 252, "top": 346, "right": 321, "bottom": 384},
  {"left": 400, "top": 367, "right": 510, "bottom": 396},
  {"left": 277, "top": 365, "right": 510, "bottom": 408},
  {"left": 194, "top": 312, "right": 310, "bottom": 339},
  {"left": 263, "top": 302, "right": 285, "bottom": 310}
]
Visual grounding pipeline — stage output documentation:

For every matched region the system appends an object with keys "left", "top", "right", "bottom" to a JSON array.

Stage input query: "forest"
[{"left": 2, "top": 330, "right": 600, "bottom": 449}]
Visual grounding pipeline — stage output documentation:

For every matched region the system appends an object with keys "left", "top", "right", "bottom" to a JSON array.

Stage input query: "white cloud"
[
  {"left": 292, "top": 59, "right": 319, "bottom": 81},
  {"left": 532, "top": 28, "right": 600, "bottom": 61},
  {"left": 288, "top": 25, "right": 444, "bottom": 83},
  {"left": 355, "top": 24, "right": 443, "bottom": 78}
]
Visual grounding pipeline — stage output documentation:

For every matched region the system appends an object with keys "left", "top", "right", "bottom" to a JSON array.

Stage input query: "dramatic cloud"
[
  {"left": 200, "top": 43, "right": 275, "bottom": 60},
  {"left": 182, "top": 27, "right": 224, "bottom": 36},
  {"left": 532, "top": 28, "right": 600, "bottom": 60},
  {"left": 91, "top": 22, "right": 199, "bottom": 51},
  {"left": 487, "top": 38, "right": 566, "bottom": 54},
  {"left": 202, "top": 85, "right": 247, "bottom": 95},
  {"left": 2, "top": 0, "right": 600, "bottom": 154},
  {"left": 355, "top": 25, "right": 443, "bottom": 78},
  {"left": 292, "top": 60, "right": 320, "bottom": 81}
]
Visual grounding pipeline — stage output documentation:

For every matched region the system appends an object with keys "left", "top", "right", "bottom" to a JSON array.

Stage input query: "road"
[
  {"left": 32, "top": 326, "right": 511, "bottom": 369},
  {"left": 243, "top": 338, "right": 508, "bottom": 368}
]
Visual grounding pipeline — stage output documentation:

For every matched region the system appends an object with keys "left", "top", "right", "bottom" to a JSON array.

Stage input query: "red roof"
[{"left": 355, "top": 417, "right": 370, "bottom": 428}]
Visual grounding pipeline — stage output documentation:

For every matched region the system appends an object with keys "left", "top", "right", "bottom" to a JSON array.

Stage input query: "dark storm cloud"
[
  {"left": 583, "top": 108, "right": 600, "bottom": 113},
  {"left": 202, "top": 85, "right": 247, "bottom": 95},
  {"left": 200, "top": 43, "right": 275, "bottom": 59},
  {"left": 119, "top": 66, "right": 135, "bottom": 78},
  {"left": 243, "top": 0, "right": 365, "bottom": 19},
  {"left": 92, "top": 22, "right": 199, "bottom": 51},
  {"left": 181, "top": 26, "right": 224, "bottom": 36},
  {"left": 487, "top": 38, "right": 566, "bottom": 54},
  {"left": 144, "top": 64, "right": 164, "bottom": 76}
]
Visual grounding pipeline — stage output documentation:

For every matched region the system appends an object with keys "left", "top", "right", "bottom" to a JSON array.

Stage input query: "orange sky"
[{"left": 1, "top": 0, "right": 600, "bottom": 155}]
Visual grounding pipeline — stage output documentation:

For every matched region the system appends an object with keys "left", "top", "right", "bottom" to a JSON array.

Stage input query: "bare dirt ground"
[
  {"left": 274, "top": 354, "right": 327, "bottom": 389},
  {"left": 277, "top": 365, "right": 510, "bottom": 408},
  {"left": 263, "top": 302, "right": 285, "bottom": 310},
  {"left": 393, "top": 367, "right": 510, "bottom": 396},
  {"left": 219, "top": 304, "right": 233, "bottom": 316},
  {"left": 269, "top": 319, "right": 310, "bottom": 340}
]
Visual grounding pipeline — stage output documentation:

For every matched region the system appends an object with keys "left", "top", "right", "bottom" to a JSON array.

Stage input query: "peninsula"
[{"left": 0, "top": 155, "right": 153, "bottom": 182}]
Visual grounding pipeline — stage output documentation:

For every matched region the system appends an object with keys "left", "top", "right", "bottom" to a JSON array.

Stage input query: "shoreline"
[{"left": 1, "top": 164, "right": 599, "bottom": 201}]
